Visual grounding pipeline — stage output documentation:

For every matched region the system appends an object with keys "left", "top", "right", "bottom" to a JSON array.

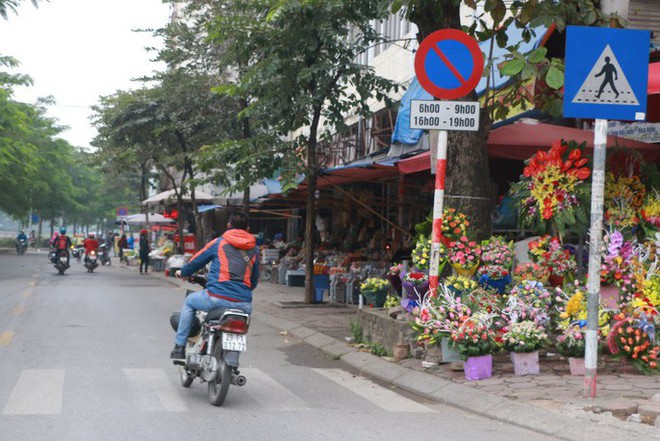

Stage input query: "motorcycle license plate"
[{"left": 222, "top": 333, "right": 247, "bottom": 351}]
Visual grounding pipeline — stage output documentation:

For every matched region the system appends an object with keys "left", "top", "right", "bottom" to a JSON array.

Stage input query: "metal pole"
[
  {"left": 428, "top": 130, "right": 448, "bottom": 295},
  {"left": 584, "top": 118, "right": 607, "bottom": 398}
]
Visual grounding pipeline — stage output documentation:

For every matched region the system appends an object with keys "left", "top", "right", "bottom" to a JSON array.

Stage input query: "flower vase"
[
  {"left": 600, "top": 285, "right": 619, "bottom": 309},
  {"left": 441, "top": 337, "right": 461, "bottom": 363},
  {"left": 548, "top": 274, "right": 564, "bottom": 287},
  {"left": 451, "top": 262, "right": 479, "bottom": 278},
  {"left": 568, "top": 357, "right": 586, "bottom": 376},
  {"left": 510, "top": 351, "right": 540, "bottom": 376},
  {"left": 464, "top": 354, "right": 492, "bottom": 381},
  {"left": 361, "top": 289, "right": 387, "bottom": 308}
]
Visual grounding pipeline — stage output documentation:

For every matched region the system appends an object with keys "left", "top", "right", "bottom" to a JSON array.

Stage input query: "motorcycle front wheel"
[{"left": 208, "top": 342, "right": 231, "bottom": 406}]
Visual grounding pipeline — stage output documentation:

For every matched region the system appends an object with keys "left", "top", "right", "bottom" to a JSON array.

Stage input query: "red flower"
[
  {"left": 577, "top": 167, "right": 591, "bottom": 180},
  {"left": 569, "top": 149, "right": 582, "bottom": 160},
  {"left": 574, "top": 157, "right": 588, "bottom": 167}
]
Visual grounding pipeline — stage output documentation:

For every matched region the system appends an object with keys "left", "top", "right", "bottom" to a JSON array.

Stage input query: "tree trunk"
[
  {"left": 304, "top": 158, "right": 317, "bottom": 304},
  {"left": 243, "top": 187, "right": 250, "bottom": 211}
]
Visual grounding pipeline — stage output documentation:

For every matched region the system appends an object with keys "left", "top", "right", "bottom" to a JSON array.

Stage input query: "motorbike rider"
[
  {"left": 16, "top": 230, "right": 28, "bottom": 252},
  {"left": 83, "top": 233, "right": 100, "bottom": 262},
  {"left": 170, "top": 210, "right": 259, "bottom": 359},
  {"left": 52, "top": 227, "right": 72, "bottom": 266}
]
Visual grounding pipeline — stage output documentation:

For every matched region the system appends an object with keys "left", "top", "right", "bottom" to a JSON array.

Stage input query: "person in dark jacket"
[
  {"left": 170, "top": 211, "right": 259, "bottom": 359},
  {"left": 117, "top": 234, "right": 127, "bottom": 263},
  {"left": 139, "top": 229, "right": 150, "bottom": 274}
]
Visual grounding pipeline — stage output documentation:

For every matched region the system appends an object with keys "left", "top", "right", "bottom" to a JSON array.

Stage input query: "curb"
[{"left": 253, "top": 312, "right": 659, "bottom": 441}]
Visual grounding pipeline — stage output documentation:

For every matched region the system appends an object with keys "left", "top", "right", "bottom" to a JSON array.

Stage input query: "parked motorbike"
[
  {"left": 98, "top": 243, "right": 111, "bottom": 266},
  {"left": 84, "top": 250, "right": 99, "bottom": 273},
  {"left": 71, "top": 245, "right": 84, "bottom": 262},
  {"left": 170, "top": 274, "right": 249, "bottom": 406},
  {"left": 52, "top": 250, "right": 69, "bottom": 275},
  {"left": 16, "top": 238, "right": 27, "bottom": 255}
]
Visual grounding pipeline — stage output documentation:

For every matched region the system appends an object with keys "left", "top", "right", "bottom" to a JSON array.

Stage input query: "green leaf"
[
  {"left": 501, "top": 59, "right": 525, "bottom": 76},
  {"left": 545, "top": 66, "right": 564, "bottom": 89},
  {"left": 527, "top": 47, "right": 547, "bottom": 64}
]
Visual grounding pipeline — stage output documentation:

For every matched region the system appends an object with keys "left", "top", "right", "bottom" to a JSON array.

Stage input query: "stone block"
[
  {"left": 602, "top": 400, "right": 638, "bottom": 419},
  {"left": 638, "top": 402, "right": 660, "bottom": 424}
]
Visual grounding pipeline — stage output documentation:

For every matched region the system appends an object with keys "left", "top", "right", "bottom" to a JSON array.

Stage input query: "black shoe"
[{"left": 170, "top": 344, "right": 185, "bottom": 359}]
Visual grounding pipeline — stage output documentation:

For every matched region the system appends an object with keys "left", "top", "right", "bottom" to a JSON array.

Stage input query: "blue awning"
[{"left": 197, "top": 204, "right": 221, "bottom": 213}]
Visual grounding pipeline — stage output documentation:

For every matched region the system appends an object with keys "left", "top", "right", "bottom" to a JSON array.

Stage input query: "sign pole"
[
  {"left": 584, "top": 118, "right": 607, "bottom": 398},
  {"left": 428, "top": 130, "right": 447, "bottom": 294}
]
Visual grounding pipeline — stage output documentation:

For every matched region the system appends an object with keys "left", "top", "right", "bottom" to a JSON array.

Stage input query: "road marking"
[
  {"left": 12, "top": 305, "right": 23, "bottom": 315},
  {"left": 123, "top": 368, "right": 188, "bottom": 412},
  {"left": 2, "top": 369, "right": 65, "bottom": 415},
  {"left": 240, "top": 368, "right": 311, "bottom": 411},
  {"left": 0, "top": 332, "right": 14, "bottom": 346},
  {"left": 312, "top": 368, "right": 434, "bottom": 413}
]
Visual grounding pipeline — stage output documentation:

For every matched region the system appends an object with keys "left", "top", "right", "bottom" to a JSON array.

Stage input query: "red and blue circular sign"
[{"left": 414, "top": 29, "right": 484, "bottom": 100}]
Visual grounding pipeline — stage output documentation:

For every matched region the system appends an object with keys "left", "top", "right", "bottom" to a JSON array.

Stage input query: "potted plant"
[
  {"left": 502, "top": 320, "right": 548, "bottom": 376},
  {"left": 359, "top": 277, "right": 389, "bottom": 308},
  {"left": 447, "top": 235, "right": 481, "bottom": 278},
  {"left": 556, "top": 325, "right": 586, "bottom": 375},
  {"left": 450, "top": 315, "right": 498, "bottom": 381}
]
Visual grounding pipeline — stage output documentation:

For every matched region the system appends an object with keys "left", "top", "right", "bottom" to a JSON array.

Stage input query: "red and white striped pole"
[{"left": 428, "top": 130, "right": 448, "bottom": 295}]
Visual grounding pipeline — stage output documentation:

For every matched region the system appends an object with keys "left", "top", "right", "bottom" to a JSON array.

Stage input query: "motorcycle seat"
[{"left": 205, "top": 308, "right": 248, "bottom": 322}]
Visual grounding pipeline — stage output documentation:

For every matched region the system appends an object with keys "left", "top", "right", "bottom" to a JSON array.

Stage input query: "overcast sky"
[{"left": 0, "top": 0, "right": 171, "bottom": 149}]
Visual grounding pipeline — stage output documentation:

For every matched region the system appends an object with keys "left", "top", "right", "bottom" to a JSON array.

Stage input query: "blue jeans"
[{"left": 174, "top": 289, "right": 252, "bottom": 346}]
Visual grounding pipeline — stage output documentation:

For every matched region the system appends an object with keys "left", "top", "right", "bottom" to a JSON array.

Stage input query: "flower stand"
[
  {"left": 510, "top": 351, "right": 540, "bottom": 376},
  {"left": 361, "top": 289, "right": 387, "bottom": 308},
  {"left": 464, "top": 354, "right": 492, "bottom": 381},
  {"left": 600, "top": 285, "right": 619, "bottom": 309},
  {"left": 441, "top": 337, "right": 461, "bottom": 363},
  {"left": 568, "top": 357, "right": 586, "bottom": 376}
]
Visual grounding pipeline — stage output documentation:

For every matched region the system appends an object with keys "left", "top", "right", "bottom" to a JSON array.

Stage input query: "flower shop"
[{"left": 354, "top": 140, "right": 660, "bottom": 382}]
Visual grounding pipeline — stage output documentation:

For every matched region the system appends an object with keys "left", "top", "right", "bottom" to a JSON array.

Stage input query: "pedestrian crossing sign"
[{"left": 564, "top": 26, "right": 650, "bottom": 121}]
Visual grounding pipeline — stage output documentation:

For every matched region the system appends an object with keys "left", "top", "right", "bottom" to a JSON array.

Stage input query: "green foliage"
[
  {"left": 370, "top": 342, "right": 387, "bottom": 357},
  {"left": 350, "top": 320, "right": 364, "bottom": 344}
]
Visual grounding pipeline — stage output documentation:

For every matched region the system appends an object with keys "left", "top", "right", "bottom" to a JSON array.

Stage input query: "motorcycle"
[
  {"left": 71, "top": 245, "right": 84, "bottom": 262},
  {"left": 169, "top": 274, "right": 249, "bottom": 406},
  {"left": 84, "top": 250, "right": 99, "bottom": 273},
  {"left": 16, "top": 238, "right": 27, "bottom": 255},
  {"left": 98, "top": 243, "right": 111, "bottom": 266},
  {"left": 52, "top": 250, "right": 69, "bottom": 275}
]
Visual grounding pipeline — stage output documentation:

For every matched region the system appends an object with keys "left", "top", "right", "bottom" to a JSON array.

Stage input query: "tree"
[
  {"left": 206, "top": 0, "right": 398, "bottom": 303},
  {"left": 392, "top": 0, "right": 606, "bottom": 238},
  {"left": 0, "top": 0, "right": 40, "bottom": 20}
]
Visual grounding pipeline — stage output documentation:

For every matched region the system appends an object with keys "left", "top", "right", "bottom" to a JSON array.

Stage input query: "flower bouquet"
[
  {"left": 513, "top": 262, "right": 550, "bottom": 284},
  {"left": 641, "top": 191, "right": 660, "bottom": 231},
  {"left": 480, "top": 236, "right": 515, "bottom": 267},
  {"left": 448, "top": 235, "right": 481, "bottom": 277},
  {"left": 528, "top": 235, "right": 576, "bottom": 284},
  {"left": 401, "top": 271, "right": 429, "bottom": 312},
  {"left": 444, "top": 275, "right": 478, "bottom": 297},
  {"left": 604, "top": 172, "right": 645, "bottom": 230},
  {"left": 600, "top": 229, "right": 635, "bottom": 308},
  {"left": 450, "top": 314, "right": 498, "bottom": 380},
  {"left": 556, "top": 324, "right": 586, "bottom": 362},
  {"left": 387, "top": 263, "right": 403, "bottom": 296},
  {"left": 360, "top": 277, "right": 389, "bottom": 308},
  {"left": 509, "top": 280, "right": 552, "bottom": 309},
  {"left": 554, "top": 281, "right": 614, "bottom": 336},
  {"left": 509, "top": 140, "right": 591, "bottom": 235},
  {"left": 411, "top": 234, "right": 446, "bottom": 274},
  {"left": 477, "top": 264, "right": 511, "bottom": 294},
  {"left": 442, "top": 208, "right": 470, "bottom": 242},
  {"left": 503, "top": 320, "right": 547, "bottom": 376},
  {"left": 607, "top": 310, "right": 660, "bottom": 375}
]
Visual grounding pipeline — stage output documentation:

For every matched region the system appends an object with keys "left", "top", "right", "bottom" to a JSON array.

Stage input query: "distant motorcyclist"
[
  {"left": 84, "top": 233, "right": 99, "bottom": 261},
  {"left": 52, "top": 227, "right": 72, "bottom": 266},
  {"left": 16, "top": 230, "right": 28, "bottom": 253}
]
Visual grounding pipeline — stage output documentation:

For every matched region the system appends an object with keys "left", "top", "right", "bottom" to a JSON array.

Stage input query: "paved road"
[{"left": 0, "top": 252, "right": 556, "bottom": 440}]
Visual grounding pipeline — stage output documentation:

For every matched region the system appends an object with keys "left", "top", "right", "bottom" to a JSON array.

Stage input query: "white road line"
[
  {"left": 240, "top": 368, "right": 311, "bottom": 411},
  {"left": 312, "top": 368, "right": 434, "bottom": 413},
  {"left": 123, "top": 368, "right": 189, "bottom": 412},
  {"left": 3, "top": 369, "right": 65, "bottom": 415}
]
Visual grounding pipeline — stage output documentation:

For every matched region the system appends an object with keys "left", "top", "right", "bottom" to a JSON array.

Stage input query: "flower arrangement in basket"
[
  {"left": 608, "top": 309, "right": 660, "bottom": 375},
  {"left": 411, "top": 234, "right": 446, "bottom": 272},
  {"left": 448, "top": 235, "right": 481, "bottom": 276},
  {"left": 603, "top": 150, "right": 646, "bottom": 230},
  {"left": 444, "top": 275, "right": 478, "bottom": 296},
  {"left": 449, "top": 314, "right": 498, "bottom": 359},
  {"left": 556, "top": 324, "right": 586, "bottom": 358},
  {"left": 513, "top": 262, "right": 550, "bottom": 283},
  {"left": 641, "top": 191, "right": 660, "bottom": 230},
  {"left": 509, "top": 280, "right": 552, "bottom": 308},
  {"left": 442, "top": 208, "right": 470, "bottom": 242},
  {"left": 409, "top": 287, "right": 468, "bottom": 346},
  {"left": 502, "top": 320, "right": 548, "bottom": 353},
  {"left": 360, "top": 277, "right": 389, "bottom": 308},
  {"left": 480, "top": 236, "right": 515, "bottom": 267},
  {"left": 510, "top": 140, "right": 591, "bottom": 235},
  {"left": 500, "top": 292, "right": 551, "bottom": 330},
  {"left": 528, "top": 235, "right": 577, "bottom": 278}
]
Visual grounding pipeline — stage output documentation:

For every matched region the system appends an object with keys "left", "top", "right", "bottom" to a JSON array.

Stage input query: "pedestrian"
[
  {"left": 139, "top": 229, "right": 150, "bottom": 274},
  {"left": 118, "top": 233, "right": 127, "bottom": 263},
  {"left": 127, "top": 234, "right": 135, "bottom": 250},
  {"left": 170, "top": 210, "right": 259, "bottom": 359}
]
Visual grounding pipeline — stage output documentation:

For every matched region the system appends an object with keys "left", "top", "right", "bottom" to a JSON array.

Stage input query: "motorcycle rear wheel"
[
  {"left": 179, "top": 366, "right": 194, "bottom": 388},
  {"left": 208, "top": 343, "right": 231, "bottom": 406}
]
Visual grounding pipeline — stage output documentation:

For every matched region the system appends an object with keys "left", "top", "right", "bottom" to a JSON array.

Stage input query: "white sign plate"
[{"left": 410, "top": 100, "right": 480, "bottom": 131}]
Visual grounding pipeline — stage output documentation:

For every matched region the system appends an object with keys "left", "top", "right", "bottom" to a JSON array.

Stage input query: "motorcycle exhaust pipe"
[{"left": 232, "top": 375, "right": 246, "bottom": 386}]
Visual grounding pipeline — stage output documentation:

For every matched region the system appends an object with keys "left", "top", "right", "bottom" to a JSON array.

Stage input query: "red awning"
[
  {"left": 648, "top": 62, "right": 660, "bottom": 122},
  {"left": 397, "top": 120, "right": 660, "bottom": 174}
]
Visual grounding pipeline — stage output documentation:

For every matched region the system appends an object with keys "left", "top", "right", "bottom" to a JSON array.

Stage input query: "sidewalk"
[{"left": 131, "top": 263, "right": 659, "bottom": 440}]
